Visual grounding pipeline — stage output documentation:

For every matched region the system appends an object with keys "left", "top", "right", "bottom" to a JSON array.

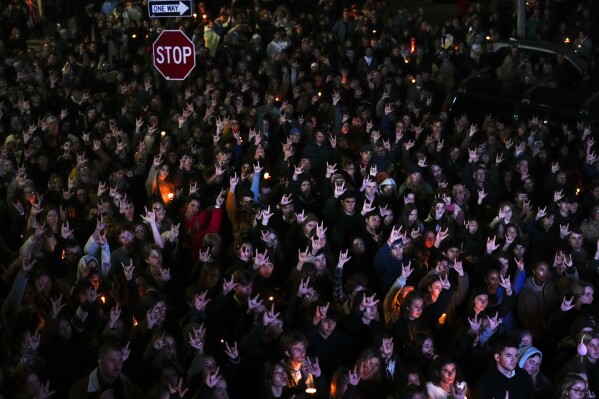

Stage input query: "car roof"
[{"left": 493, "top": 39, "right": 589, "bottom": 74}]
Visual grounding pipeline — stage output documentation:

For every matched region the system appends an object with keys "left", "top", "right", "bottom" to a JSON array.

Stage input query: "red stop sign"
[{"left": 153, "top": 30, "right": 196, "bottom": 80}]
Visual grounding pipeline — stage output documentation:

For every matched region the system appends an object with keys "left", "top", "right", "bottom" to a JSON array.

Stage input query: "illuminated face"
[
  {"left": 580, "top": 287, "right": 594, "bottom": 305},
  {"left": 186, "top": 199, "right": 200, "bottom": 216},
  {"left": 587, "top": 339, "right": 599, "bottom": 361},
  {"left": 286, "top": 342, "right": 306, "bottom": 364},
  {"left": 569, "top": 233, "right": 583, "bottom": 249},
  {"left": 422, "top": 338, "right": 435, "bottom": 358},
  {"left": 364, "top": 181, "right": 377, "bottom": 196},
  {"left": 522, "top": 354, "right": 541, "bottom": 376},
  {"left": 424, "top": 231, "right": 436, "bottom": 248},
  {"left": 407, "top": 298, "right": 424, "bottom": 320},
  {"left": 428, "top": 281, "right": 443, "bottom": 302},
  {"left": 439, "top": 363, "right": 457, "bottom": 386},
  {"left": 494, "top": 347, "right": 518, "bottom": 373},
  {"left": 569, "top": 382, "right": 589, "bottom": 399},
  {"left": 473, "top": 294, "right": 489, "bottom": 313},
  {"left": 271, "top": 365, "right": 289, "bottom": 387},
  {"left": 360, "top": 356, "right": 380, "bottom": 380}
]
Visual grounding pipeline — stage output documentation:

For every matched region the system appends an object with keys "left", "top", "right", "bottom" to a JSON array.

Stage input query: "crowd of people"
[{"left": 1, "top": 0, "right": 599, "bottom": 398}]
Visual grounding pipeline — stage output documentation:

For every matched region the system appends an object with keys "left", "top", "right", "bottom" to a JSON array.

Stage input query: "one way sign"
[{"left": 148, "top": 0, "right": 193, "bottom": 17}]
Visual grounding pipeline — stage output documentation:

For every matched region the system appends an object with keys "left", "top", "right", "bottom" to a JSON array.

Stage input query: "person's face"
[
  {"left": 271, "top": 365, "right": 289, "bottom": 387},
  {"left": 365, "top": 181, "right": 377, "bottom": 196},
  {"left": 407, "top": 372, "right": 421, "bottom": 386},
  {"left": 433, "top": 260, "right": 449, "bottom": 277},
  {"left": 281, "top": 202, "right": 294, "bottom": 216},
  {"left": 160, "top": 366, "right": 178, "bottom": 390},
  {"left": 360, "top": 356, "right": 380, "bottom": 380},
  {"left": 429, "top": 281, "right": 443, "bottom": 302},
  {"left": 233, "top": 283, "right": 252, "bottom": 301},
  {"left": 559, "top": 200, "right": 571, "bottom": 214},
  {"left": 151, "top": 301, "right": 167, "bottom": 323},
  {"left": 23, "top": 372, "right": 41, "bottom": 396},
  {"left": 300, "top": 180, "right": 311, "bottom": 193},
  {"left": 424, "top": 231, "right": 436, "bottom": 248},
  {"left": 587, "top": 339, "right": 599, "bottom": 361},
  {"left": 64, "top": 245, "right": 82, "bottom": 264},
  {"left": 569, "top": 381, "right": 589, "bottom": 399},
  {"left": 286, "top": 342, "right": 306, "bottom": 364},
  {"left": 258, "top": 262, "right": 274, "bottom": 278},
  {"left": 485, "top": 270, "right": 500, "bottom": 291},
  {"left": 407, "top": 298, "right": 424, "bottom": 320},
  {"left": 411, "top": 172, "right": 422, "bottom": 184},
  {"left": 186, "top": 199, "right": 200, "bottom": 216},
  {"left": 408, "top": 209, "right": 418, "bottom": 223},
  {"left": 57, "top": 318, "right": 72, "bottom": 340},
  {"left": 366, "top": 215, "right": 381, "bottom": 231},
  {"left": 352, "top": 238, "right": 365, "bottom": 254},
  {"left": 473, "top": 294, "right": 489, "bottom": 313},
  {"left": 390, "top": 243, "right": 404, "bottom": 259},
  {"left": 303, "top": 220, "right": 317, "bottom": 235},
  {"left": 495, "top": 347, "right": 518, "bottom": 373},
  {"left": 160, "top": 336, "right": 176, "bottom": 359},
  {"left": 522, "top": 354, "right": 541, "bottom": 376},
  {"left": 541, "top": 214, "right": 554, "bottom": 230},
  {"left": 501, "top": 205, "right": 512, "bottom": 220},
  {"left": 434, "top": 202, "right": 445, "bottom": 215},
  {"left": 146, "top": 249, "right": 162, "bottom": 268},
  {"left": 422, "top": 338, "right": 435, "bottom": 358},
  {"left": 362, "top": 303, "right": 377, "bottom": 321},
  {"left": 314, "top": 131, "right": 325, "bottom": 144},
  {"left": 342, "top": 197, "right": 356, "bottom": 214},
  {"left": 318, "top": 318, "right": 337, "bottom": 338},
  {"left": 152, "top": 202, "right": 166, "bottom": 221},
  {"left": 157, "top": 164, "right": 169, "bottom": 180},
  {"left": 46, "top": 209, "right": 59, "bottom": 226},
  {"left": 514, "top": 244, "right": 525, "bottom": 259},
  {"left": 99, "top": 348, "right": 124, "bottom": 382},
  {"left": 580, "top": 287, "right": 594, "bottom": 305},
  {"left": 213, "top": 379, "right": 229, "bottom": 399},
  {"left": 35, "top": 274, "right": 52, "bottom": 297},
  {"left": 474, "top": 168, "right": 486, "bottom": 183},
  {"left": 532, "top": 262, "right": 549, "bottom": 285},
  {"left": 360, "top": 150, "right": 372, "bottom": 163},
  {"left": 439, "top": 363, "right": 457, "bottom": 385},
  {"left": 498, "top": 257, "right": 509, "bottom": 275},
  {"left": 569, "top": 233, "right": 583, "bottom": 249},
  {"left": 556, "top": 172, "right": 567, "bottom": 185}
]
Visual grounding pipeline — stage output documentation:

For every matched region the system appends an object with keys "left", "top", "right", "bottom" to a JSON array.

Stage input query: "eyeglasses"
[{"left": 570, "top": 388, "right": 589, "bottom": 395}]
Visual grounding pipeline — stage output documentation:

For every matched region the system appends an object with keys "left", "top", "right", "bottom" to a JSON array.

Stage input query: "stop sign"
[{"left": 153, "top": 30, "right": 196, "bottom": 80}]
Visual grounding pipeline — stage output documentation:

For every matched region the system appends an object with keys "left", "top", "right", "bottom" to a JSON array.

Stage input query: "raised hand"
[
  {"left": 122, "top": 260, "right": 135, "bottom": 281},
  {"left": 224, "top": 341, "right": 239, "bottom": 361},
  {"left": 262, "top": 302, "right": 280, "bottom": 325},
  {"left": 487, "top": 312, "right": 501, "bottom": 330},
  {"left": 109, "top": 304, "right": 121, "bottom": 329},
  {"left": 486, "top": 235, "right": 499, "bottom": 253},
  {"left": 337, "top": 249, "right": 351, "bottom": 268},
  {"left": 247, "top": 293, "right": 263, "bottom": 314},
  {"left": 194, "top": 291, "right": 211, "bottom": 311},
  {"left": 468, "top": 314, "right": 481, "bottom": 332},
  {"left": 561, "top": 295, "right": 575, "bottom": 312}
]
